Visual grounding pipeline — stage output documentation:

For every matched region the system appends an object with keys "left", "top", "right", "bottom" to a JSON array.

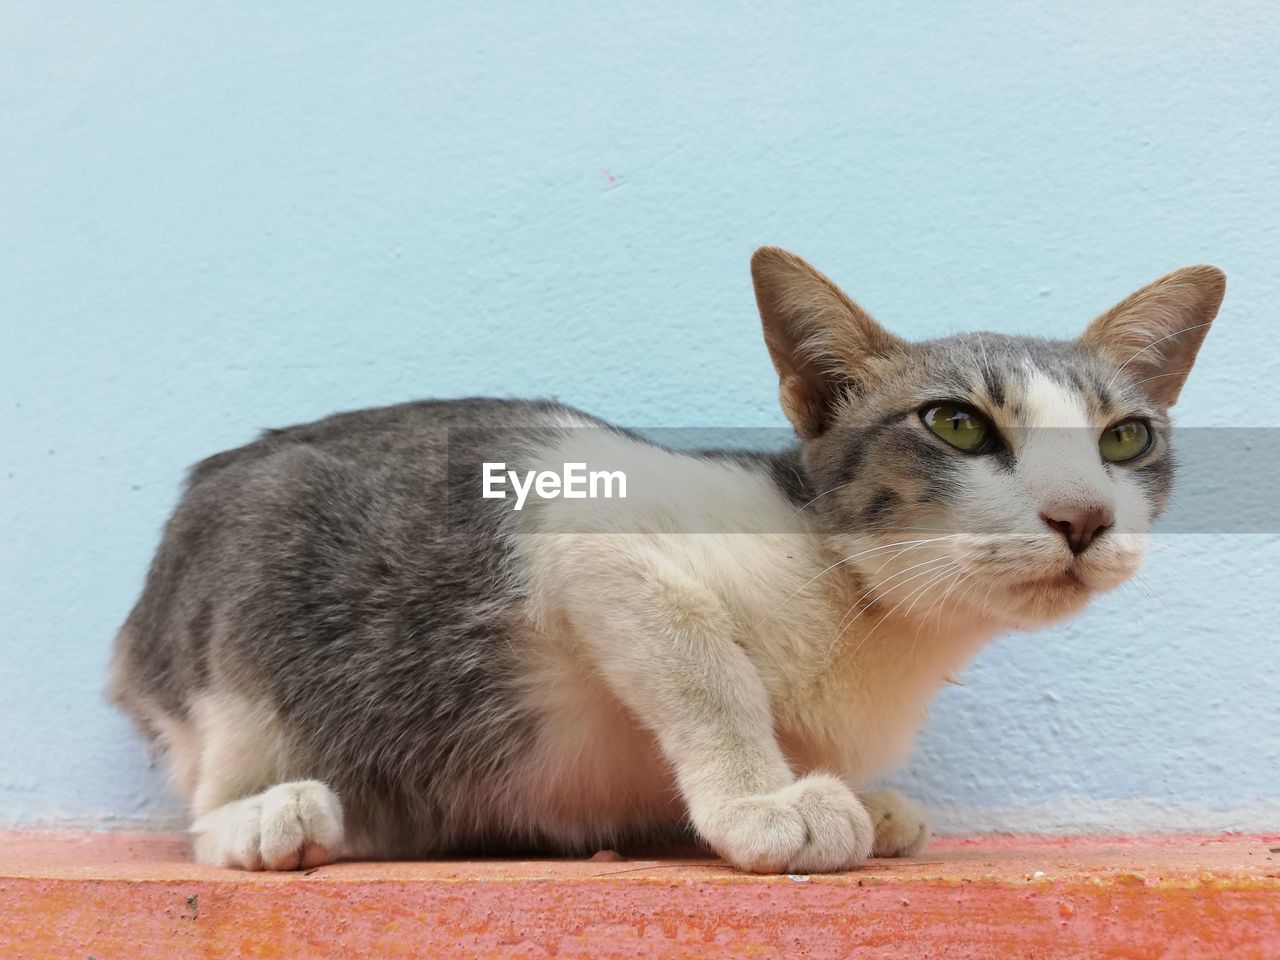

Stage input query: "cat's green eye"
[
  {"left": 1099, "top": 419, "right": 1151, "bottom": 463},
  {"left": 922, "top": 403, "right": 992, "bottom": 453}
]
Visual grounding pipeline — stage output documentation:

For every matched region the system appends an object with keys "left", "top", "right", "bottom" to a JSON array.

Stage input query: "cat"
[{"left": 107, "top": 247, "right": 1225, "bottom": 873}]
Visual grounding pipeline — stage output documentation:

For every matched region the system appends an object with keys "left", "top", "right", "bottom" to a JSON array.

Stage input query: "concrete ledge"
[{"left": 3, "top": 832, "right": 1278, "bottom": 958}]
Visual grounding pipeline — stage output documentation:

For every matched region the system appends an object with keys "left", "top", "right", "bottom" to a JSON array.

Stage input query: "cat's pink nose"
[{"left": 1040, "top": 505, "right": 1113, "bottom": 555}]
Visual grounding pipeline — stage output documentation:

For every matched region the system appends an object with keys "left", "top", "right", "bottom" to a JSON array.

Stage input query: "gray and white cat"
[{"left": 109, "top": 248, "right": 1225, "bottom": 873}]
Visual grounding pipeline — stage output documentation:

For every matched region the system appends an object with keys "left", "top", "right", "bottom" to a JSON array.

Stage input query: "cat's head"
[{"left": 752, "top": 247, "right": 1225, "bottom": 629}]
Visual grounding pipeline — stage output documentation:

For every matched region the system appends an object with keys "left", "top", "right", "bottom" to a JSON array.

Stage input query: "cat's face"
[
  {"left": 803, "top": 336, "right": 1173, "bottom": 628},
  {"left": 752, "top": 248, "right": 1225, "bottom": 630}
]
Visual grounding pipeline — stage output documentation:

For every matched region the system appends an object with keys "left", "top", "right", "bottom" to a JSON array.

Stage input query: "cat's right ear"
[
  {"left": 751, "top": 247, "right": 904, "bottom": 439},
  {"left": 1078, "top": 265, "right": 1226, "bottom": 409}
]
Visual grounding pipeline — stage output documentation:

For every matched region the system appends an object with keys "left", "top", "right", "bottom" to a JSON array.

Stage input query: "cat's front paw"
[
  {"left": 192, "top": 780, "right": 345, "bottom": 871},
  {"left": 860, "top": 789, "right": 930, "bottom": 857},
  {"left": 699, "top": 774, "right": 875, "bottom": 873}
]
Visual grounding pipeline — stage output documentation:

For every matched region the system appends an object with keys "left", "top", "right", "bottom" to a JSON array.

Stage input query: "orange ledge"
[{"left": 2, "top": 832, "right": 1279, "bottom": 958}]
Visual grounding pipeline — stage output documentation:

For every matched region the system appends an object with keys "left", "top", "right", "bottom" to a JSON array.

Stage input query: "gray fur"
[{"left": 113, "top": 399, "right": 597, "bottom": 853}]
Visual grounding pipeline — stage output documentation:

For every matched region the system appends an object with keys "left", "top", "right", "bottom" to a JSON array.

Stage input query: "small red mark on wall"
[{"left": 603, "top": 168, "right": 617, "bottom": 184}]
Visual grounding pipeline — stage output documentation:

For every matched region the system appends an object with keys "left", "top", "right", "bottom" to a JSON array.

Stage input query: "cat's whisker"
[
  {"left": 830, "top": 554, "right": 950, "bottom": 642},
  {"left": 969, "top": 576, "right": 999, "bottom": 623},
  {"left": 1141, "top": 543, "right": 1200, "bottom": 595},
  {"left": 904, "top": 567, "right": 964, "bottom": 624},
  {"left": 753, "top": 535, "right": 960, "bottom": 629},
  {"left": 906, "top": 568, "right": 970, "bottom": 655},
  {"left": 791, "top": 481, "right": 858, "bottom": 515},
  {"left": 975, "top": 331, "right": 992, "bottom": 373},
  {"left": 1122, "top": 571, "right": 1159, "bottom": 604},
  {"left": 927, "top": 567, "right": 978, "bottom": 632},
  {"left": 867, "top": 527, "right": 1043, "bottom": 539},
  {"left": 954, "top": 573, "right": 985, "bottom": 615},
  {"left": 754, "top": 540, "right": 932, "bottom": 627},
  {"left": 1131, "top": 571, "right": 1174, "bottom": 619},
  {"left": 1128, "top": 369, "right": 1192, "bottom": 390},
  {"left": 922, "top": 578, "right": 956, "bottom": 639},
  {"left": 838, "top": 561, "right": 961, "bottom": 647},
  {"left": 865, "top": 526, "right": 962, "bottom": 535},
  {"left": 915, "top": 567, "right": 975, "bottom": 648},
  {"left": 910, "top": 571, "right": 979, "bottom": 660},
  {"left": 841, "top": 564, "right": 962, "bottom": 660},
  {"left": 832, "top": 553, "right": 954, "bottom": 637},
  {"left": 1104, "top": 321, "right": 1214, "bottom": 392},
  {"left": 825, "top": 559, "right": 959, "bottom": 668},
  {"left": 1146, "top": 538, "right": 1192, "bottom": 558}
]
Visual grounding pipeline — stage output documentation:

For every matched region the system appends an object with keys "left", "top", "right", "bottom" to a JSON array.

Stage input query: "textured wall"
[{"left": 2, "top": 1, "right": 1277, "bottom": 831}]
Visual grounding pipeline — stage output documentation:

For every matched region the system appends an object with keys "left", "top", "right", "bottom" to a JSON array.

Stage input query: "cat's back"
[
  {"left": 108, "top": 396, "right": 600, "bottom": 728},
  {"left": 188, "top": 396, "right": 603, "bottom": 485}
]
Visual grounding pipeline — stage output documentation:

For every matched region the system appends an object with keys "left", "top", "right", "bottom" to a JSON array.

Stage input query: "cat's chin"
[
  {"left": 988, "top": 567, "right": 1132, "bottom": 629},
  {"left": 998, "top": 590, "right": 1094, "bottom": 629}
]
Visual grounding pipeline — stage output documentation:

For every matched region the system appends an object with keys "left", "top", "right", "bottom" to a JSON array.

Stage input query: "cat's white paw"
[
  {"left": 699, "top": 774, "right": 875, "bottom": 873},
  {"left": 861, "top": 789, "right": 931, "bottom": 857},
  {"left": 192, "top": 780, "right": 345, "bottom": 871}
]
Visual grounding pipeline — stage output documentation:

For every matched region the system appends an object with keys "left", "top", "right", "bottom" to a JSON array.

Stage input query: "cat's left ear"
[{"left": 1079, "top": 265, "right": 1226, "bottom": 408}]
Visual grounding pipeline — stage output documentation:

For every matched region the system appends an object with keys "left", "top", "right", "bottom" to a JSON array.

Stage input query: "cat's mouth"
[
  {"left": 986, "top": 562, "right": 1102, "bottom": 628},
  {"left": 1011, "top": 566, "right": 1085, "bottom": 592}
]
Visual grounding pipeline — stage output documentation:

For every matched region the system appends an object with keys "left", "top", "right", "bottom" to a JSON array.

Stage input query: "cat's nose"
[{"left": 1040, "top": 505, "right": 1113, "bottom": 555}]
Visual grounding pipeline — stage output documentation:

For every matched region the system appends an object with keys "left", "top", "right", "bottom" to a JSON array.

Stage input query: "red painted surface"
[{"left": 2, "top": 832, "right": 1278, "bottom": 958}]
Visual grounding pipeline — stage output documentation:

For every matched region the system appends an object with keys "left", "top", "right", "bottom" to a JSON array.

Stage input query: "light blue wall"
[{"left": 2, "top": 1, "right": 1277, "bottom": 832}]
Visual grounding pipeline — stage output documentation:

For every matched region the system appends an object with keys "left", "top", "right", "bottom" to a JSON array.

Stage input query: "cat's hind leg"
[
  {"left": 185, "top": 691, "right": 346, "bottom": 870},
  {"left": 192, "top": 780, "right": 345, "bottom": 870}
]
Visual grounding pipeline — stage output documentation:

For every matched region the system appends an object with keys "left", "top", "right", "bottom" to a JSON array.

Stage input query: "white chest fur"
[{"left": 505, "top": 428, "right": 998, "bottom": 837}]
